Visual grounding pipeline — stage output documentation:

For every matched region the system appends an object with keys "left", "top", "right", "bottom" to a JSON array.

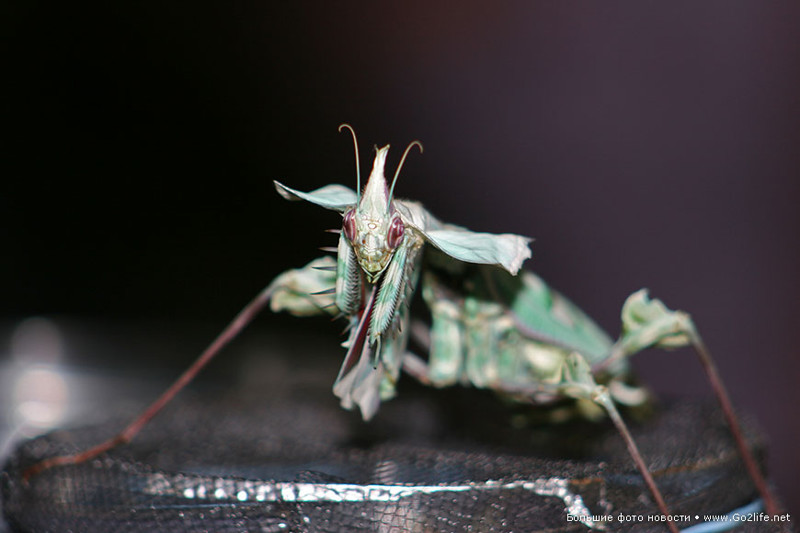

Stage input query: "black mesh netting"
[{"left": 1, "top": 378, "right": 783, "bottom": 533}]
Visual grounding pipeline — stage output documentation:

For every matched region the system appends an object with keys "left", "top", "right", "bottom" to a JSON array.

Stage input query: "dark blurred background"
[{"left": 1, "top": 1, "right": 798, "bottom": 521}]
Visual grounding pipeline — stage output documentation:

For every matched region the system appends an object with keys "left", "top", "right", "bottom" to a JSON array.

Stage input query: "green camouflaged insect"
[
  {"left": 267, "top": 125, "right": 778, "bottom": 532},
  {"left": 28, "top": 125, "right": 779, "bottom": 532}
]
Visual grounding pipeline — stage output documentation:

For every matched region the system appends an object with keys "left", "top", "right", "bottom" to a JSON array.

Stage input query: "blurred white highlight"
[{"left": 6, "top": 317, "right": 70, "bottom": 437}]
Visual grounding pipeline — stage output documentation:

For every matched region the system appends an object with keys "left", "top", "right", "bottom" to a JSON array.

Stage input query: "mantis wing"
[
  {"left": 395, "top": 200, "right": 532, "bottom": 275},
  {"left": 487, "top": 268, "right": 615, "bottom": 363},
  {"left": 423, "top": 229, "right": 531, "bottom": 275},
  {"left": 274, "top": 181, "right": 357, "bottom": 212}
]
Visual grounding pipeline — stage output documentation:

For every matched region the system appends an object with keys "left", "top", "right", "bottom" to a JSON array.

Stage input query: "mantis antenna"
[
  {"left": 338, "top": 124, "right": 361, "bottom": 199},
  {"left": 389, "top": 140, "right": 423, "bottom": 203}
]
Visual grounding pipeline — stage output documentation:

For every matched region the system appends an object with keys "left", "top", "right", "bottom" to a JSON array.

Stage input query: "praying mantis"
[{"left": 24, "top": 125, "right": 781, "bottom": 533}]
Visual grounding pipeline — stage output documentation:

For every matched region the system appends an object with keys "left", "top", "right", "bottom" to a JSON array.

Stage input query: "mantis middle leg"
[{"left": 400, "top": 340, "right": 681, "bottom": 533}]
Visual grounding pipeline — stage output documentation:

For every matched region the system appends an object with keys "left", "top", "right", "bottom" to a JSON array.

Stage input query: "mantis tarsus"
[{"left": 25, "top": 125, "right": 781, "bottom": 532}]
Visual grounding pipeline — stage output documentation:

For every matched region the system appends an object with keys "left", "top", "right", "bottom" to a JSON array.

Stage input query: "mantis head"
[{"left": 339, "top": 125, "right": 422, "bottom": 284}]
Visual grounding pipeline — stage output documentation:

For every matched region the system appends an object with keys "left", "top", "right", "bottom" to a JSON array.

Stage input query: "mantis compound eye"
[
  {"left": 387, "top": 215, "right": 405, "bottom": 250},
  {"left": 342, "top": 209, "right": 356, "bottom": 242}
]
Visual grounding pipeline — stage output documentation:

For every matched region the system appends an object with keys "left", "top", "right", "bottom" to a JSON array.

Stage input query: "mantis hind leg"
[
  {"left": 596, "top": 289, "right": 781, "bottom": 517},
  {"left": 403, "top": 321, "right": 680, "bottom": 533}
]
